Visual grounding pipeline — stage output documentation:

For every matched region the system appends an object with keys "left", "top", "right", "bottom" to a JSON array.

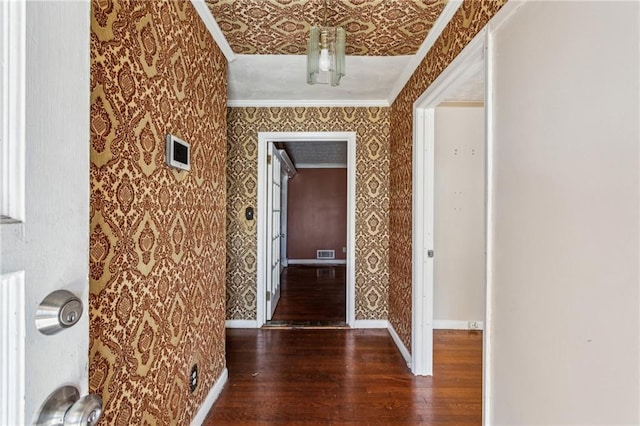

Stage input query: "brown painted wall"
[
  {"left": 287, "top": 168, "right": 347, "bottom": 260},
  {"left": 227, "top": 107, "right": 389, "bottom": 320},
  {"left": 388, "top": 0, "right": 507, "bottom": 350},
  {"left": 89, "top": 1, "right": 227, "bottom": 424}
]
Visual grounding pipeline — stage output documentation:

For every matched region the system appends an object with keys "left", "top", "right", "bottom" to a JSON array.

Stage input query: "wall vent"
[{"left": 316, "top": 250, "right": 335, "bottom": 260}]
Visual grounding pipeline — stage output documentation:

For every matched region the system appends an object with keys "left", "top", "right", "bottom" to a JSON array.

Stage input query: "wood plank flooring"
[
  {"left": 204, "top": 329, "right": 483, "bottom": 425},
  {"left": 271, "top": 265, "right": 346, "bottom": 323}
]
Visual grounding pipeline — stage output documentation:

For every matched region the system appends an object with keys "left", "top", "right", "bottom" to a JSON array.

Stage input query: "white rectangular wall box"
[{"left": 165, "top": 134, "right": 190, "bottom": 171}]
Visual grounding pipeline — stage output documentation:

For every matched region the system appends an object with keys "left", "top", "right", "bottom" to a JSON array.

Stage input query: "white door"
[
  {"left": 265, "top": 143, "right": 282, "bottom": 320},
  {"left": 0, "top": 2, "right": 100, "bottom": 424}
]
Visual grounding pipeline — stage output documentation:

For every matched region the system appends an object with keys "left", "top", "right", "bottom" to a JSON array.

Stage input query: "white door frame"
[
  {"left": 256, "top": 132, "right": 356, "bottom": 327},
  {"left": 1, "top": 0, "right": 91, "bottom": 423},
  {"left": 280, "top": 173, "right": 289, "bottom": 268},
  {"left": 265, "top": 142, "right": 283, "bottom": 320},
  {"left": 411, "top": 29, "right": 487, "bottom": 376}
]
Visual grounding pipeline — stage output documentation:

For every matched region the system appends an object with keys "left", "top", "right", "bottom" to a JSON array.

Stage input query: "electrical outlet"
[
  {"left": 342, "top": 247, "right": 346, "bottom": 253},
  {"left": 468, "top": 321, "right": 480, "bottom": 330},
  {"left": 189, "top": 364, "right": 198, "bottom": 393}
]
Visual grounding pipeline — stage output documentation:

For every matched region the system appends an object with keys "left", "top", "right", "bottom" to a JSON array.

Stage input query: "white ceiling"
[{"left": 228, "top": 54, "right": 412, "bottom": 107}]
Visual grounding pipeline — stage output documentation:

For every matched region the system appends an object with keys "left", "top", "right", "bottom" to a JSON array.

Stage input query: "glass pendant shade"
[{"left": 307, "top": 25, "right": 345, "bottom": 86}]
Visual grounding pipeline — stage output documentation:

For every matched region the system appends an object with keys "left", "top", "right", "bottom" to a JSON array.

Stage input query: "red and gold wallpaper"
[
  {"left": 226, "top": 107, "right": 390, "bottom": 321},
  {"left": 206, "top": 0, "right": 448, "bottom": 56},
  {"left": 388, "top": 0, "right": 506, "bottom": 350},
  {"left": 89, "top": 1, "right": 227, "bottom": 424}
]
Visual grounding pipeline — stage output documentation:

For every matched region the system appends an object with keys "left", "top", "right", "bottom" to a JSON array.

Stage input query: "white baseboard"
[
  {"left": 387, "top": 323, "right": 412, "bottom": 367},
  {"left": 190, "top": 367, "right": 228, "bottom": 426},
  {"left": 225, "top": 320, "right": 259, "bottom": 328},
  {"left": 352, "top": 319, "right": 389, "bottom": 329},
  {"left": 433, "top": 320, "right": 484, "bottom": 330},
  {"left": 287, "top": 259, "right": 347, "bottom": 265}
]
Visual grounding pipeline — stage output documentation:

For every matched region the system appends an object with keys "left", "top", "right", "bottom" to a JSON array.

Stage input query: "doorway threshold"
[{"left": 263, "top": 320, "right": 349, "bottom": 330}]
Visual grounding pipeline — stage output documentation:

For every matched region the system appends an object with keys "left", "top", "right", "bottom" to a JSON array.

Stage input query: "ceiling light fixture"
[{"left": 306, "top": 0, "right": 345, "bottom": 86}]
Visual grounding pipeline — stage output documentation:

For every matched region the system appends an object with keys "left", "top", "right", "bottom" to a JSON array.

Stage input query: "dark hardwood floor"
[
  {"left": 204, "top": 329, "right": 483, "bottom": 425},
  {"left": 271, "top": 265, "right": 346, "bottom": 324}
]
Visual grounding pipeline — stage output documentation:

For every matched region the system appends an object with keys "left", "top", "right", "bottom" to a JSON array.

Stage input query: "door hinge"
[
  {"left": 427, "top": 250, "right": 434, "bottom": 258},
  {"left": 267, "top": 155, "right": 272, "bottom": 165},
  {"left": 266, "top": 291, "right": 271, "bottom": 301}
]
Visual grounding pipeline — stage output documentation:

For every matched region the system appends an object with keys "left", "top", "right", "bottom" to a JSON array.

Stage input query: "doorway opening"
[
  {"left": 256, "top": 132, "right": 356, "bottom": 327},
  {"left": 411, "top": 28, "right": 487, "bottom": 375}
]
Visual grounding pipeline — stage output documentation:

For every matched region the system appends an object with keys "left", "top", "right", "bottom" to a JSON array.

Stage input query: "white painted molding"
[
  {"left": 346, "top": 133, "right": 357, "bottom": 327},
  {"left": 411, "top": 107, "right": 435, "bottom": 377},
  {"left": 352, "top": 320, "right": 389, "bottom": 329},
  {"left": 295, "top": 163, "right": 347, "bottom": 169},
  {"left": 413, "top": 29, "right": 486, "bottom": 109},
  {"left": 189, "top": 0, "right": 235, "bottom": 62},
  {"left": 257, "top": 132, "right": 357, "bottom": 327},
  {"left": 190, "top": 368, "right": 228, "bottom": 426},
  {"left": 227, "top": 99, "right": 390, "bottom": 108},
  {"left": 433, "top": 320, "right": 484, "bottom": 330},
  {"left": 287, "top": 259, "right": 347, "bottom": 265},
  {"left": 1, "top": 0, "right": 25, "bottom": 221},
  {"left": 411, "top": 25, "right": 488, "bottom": 378},
  {"left": 487, "top": 0, "right": 527, "bottom": 33},
  {"left": 0, "top": 271, "right": 25, "bottom": 426},
  {"left": 387, "top": 323, "right": 412, "bottom": 368},
  {"left": 387, "top": 0, "right": 464, "bottom": 105},
  {"left": 225, "top": 320, "right": 259, "bottom": 329}
]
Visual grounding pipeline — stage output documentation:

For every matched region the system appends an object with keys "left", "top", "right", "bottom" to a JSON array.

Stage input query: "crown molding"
[
  {"left": 190, "top": 0, "right": 236, "bottom": 62},
  {"left": 387, "top": 0, "right": 463, "bottom": 105},
  {"left": 227, "top": 99, "right": 391, "bottom": 108}
]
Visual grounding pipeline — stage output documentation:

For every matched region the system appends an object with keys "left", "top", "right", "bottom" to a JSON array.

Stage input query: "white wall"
[
  {"left": 434, "top": 106, "right": 485, "bottom": 324},
  {"left": 488, "top": 1, "right": 639, "bottom": 424}
]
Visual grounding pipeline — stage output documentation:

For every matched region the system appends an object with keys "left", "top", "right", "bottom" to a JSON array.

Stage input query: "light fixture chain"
[{"left": 323, "top": 0, "right": 328, "bottom": 27}]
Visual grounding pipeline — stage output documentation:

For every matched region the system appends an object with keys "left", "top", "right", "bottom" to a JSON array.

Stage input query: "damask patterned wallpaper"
[
  {"left": 227, "top": 107, "right": 390, "bottom": 320},
  {"left": 206, "top": 0, "right": 448, "bottom": 56},
  {"left": 89, "top": 1, "right": 227, "bottom": 424},
  {"left": 388, "top": 0, "right": 507, "bottom": 350}
]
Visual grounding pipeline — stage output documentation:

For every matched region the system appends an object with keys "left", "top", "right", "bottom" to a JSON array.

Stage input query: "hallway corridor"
[
  {"left": 271, "top": 265, "right": 347, "bottom": 324},
  {"left": 204, "top": 328, "right": 482, "bottom": 424}
]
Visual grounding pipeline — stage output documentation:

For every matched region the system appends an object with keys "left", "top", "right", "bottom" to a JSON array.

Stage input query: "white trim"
[
  {"left": 411, "top": 106, "right": 434, "bottom": 376},
  {"left": 346, "top": 134, "right": 356, "bottom": 327},
  {"left": 387, "top": 0, "right": 464, "bottom": 105},
  {"left": 190, "top": 368, "right": 228, "bottom": 426},
  {"left": 387, "top": 323, "right": 412, "bottom": 367},
  {"left": 257, "top": 132, "right": 357, "bottom": 327},
  {"left": 1, "top": 0, "right": 25, "bottom": 221},
  {"left": 257, "top": 139, "right": 267, "bottom": 327},
  {"left": 1, "top": 271, "right": 25, "bottom": 426},
  {"left": 481, "top": 5, "right": 526, "bottom": 423},
  {"left": 287, "top": 259, "right": 347, "bottom": 265},
  {"left": 225, "top": 320, "right": 259, "bottom": 329},
  {"left": 295, "top": 163, "right": 347, "bottom": 169},
  {"left": 433, "top": 320, "right": 484, "bottom": 330},
  {"left": 228, "top": 99, "right": 390, "bottom": 108},
  {"left": 411, "top": 28, "right": 488, "bottom": 377},
  {"left": 280, "top": 177, "right": 289, "bottom": 268},
  {"left": 484, "top": 27, "right": 495, "bottom": 426},
  {"left": 189, "top": 0, "right": 236, "bottom": 62},
  {"left": 352, "top": 320, "right": 388, "bottom": 329},
  {"left": 486, "top": 0, "right": 527, "bottom": 33},
  {"left": 413, "top": 34, "right": 486, "bottom": 108}
]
